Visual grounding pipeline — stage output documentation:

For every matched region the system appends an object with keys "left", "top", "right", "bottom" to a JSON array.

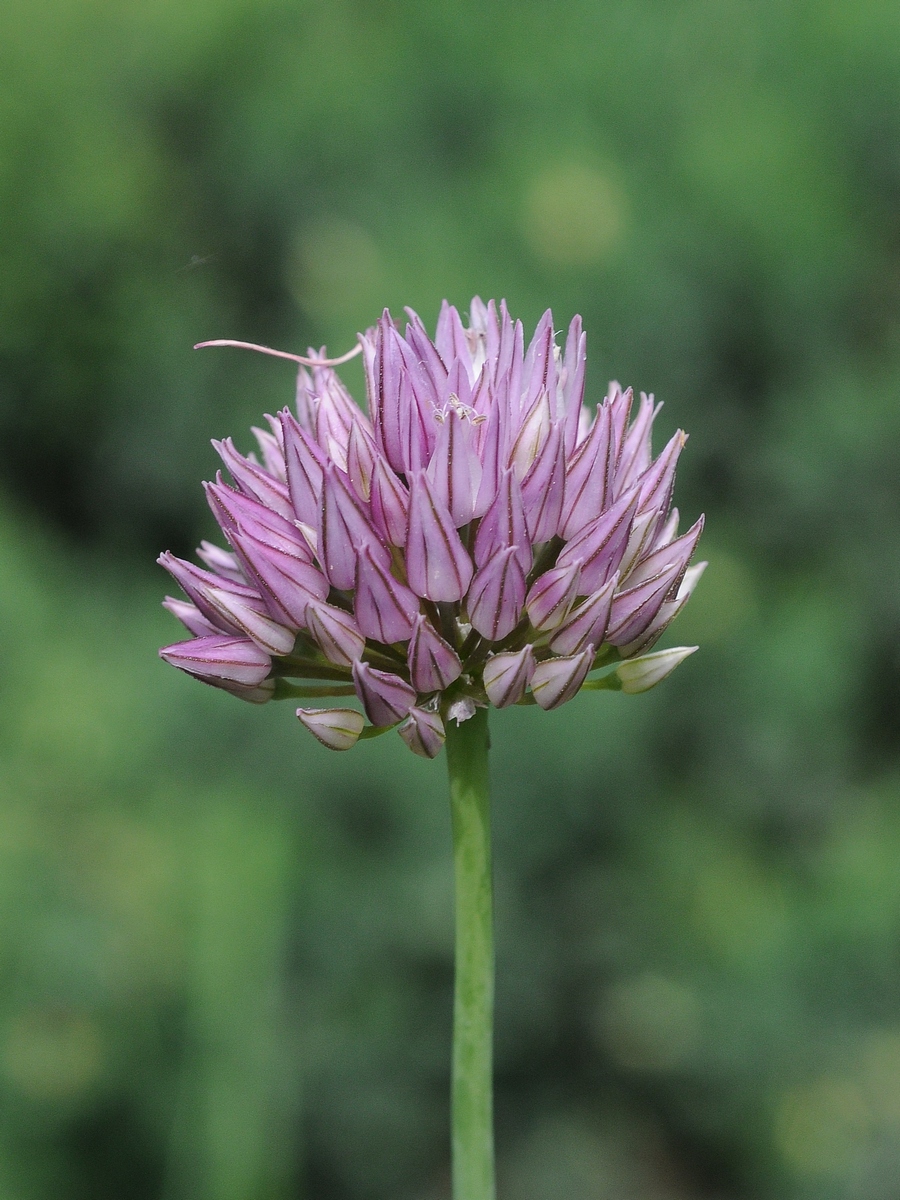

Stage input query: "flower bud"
[
  {"left": 483, "top": 646, "right": 535, "bottom": 708},
  {"left": 614, "top": 645, "right": 698, "bottom": 693},
  {"left": 297, "top": 707, "right": 365, "bottom": 751},
  {"left": 306, "top": 601, "right": 365, "bottom": 667},
  {"left": 407, "top": 615, "right": 463, "bottom": 693},
  {"left": 159, "top": 635, "right": 272, "bottom": 686},
  {"left": 398, "top": 707, "right": 446, "bottom": 758},
  {"left": 352, "top": 661, "right": 417, "bottom": 727},
  {"left": 530, "top": 646, "right": 595, "bottom": 710}
]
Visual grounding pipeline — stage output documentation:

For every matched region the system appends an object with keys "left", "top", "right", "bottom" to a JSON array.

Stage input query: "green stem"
[{"left": 445, "top": 707, "right": 495, "bottom": 1200}]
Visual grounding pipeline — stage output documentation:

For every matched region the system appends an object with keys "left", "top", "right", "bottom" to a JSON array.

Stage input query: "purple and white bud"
[
  {"left": 509, "top": 391, "right": 552, "bottom": 480},
  {"left": 607, "top": 560, "right": 682, "bottom": 648},
  {"left": 467, "top": 547, "right": 527, "bottom": 642},
  {"left": 525, "top": 562, "right": 582, "bottom": 633},
  {"left": 227, "top": 527, "right": 329, "bottom": 627},
  {"left": 352, "top": 661, "right": 417, "bottom": 727},
  {"left": 280, "top": 409, "right": 325, "bottom": 526},
  {"left": 347, "top": 422, "right": 378, "bottom": 502},
  {"left": 549, "top": 574, "right": 617, "bottom": 656},
  {"left": 214, "top": 677, "right": 277, "bottom": 704},
  {"left": 530, "top": 646, "right": 595, "bottom": 710},
  {"left": 615, "top": 646, "right": 698, "bottom": 694},
  {"left": 305, "top": 601, "right": 366, "bottom": 667},
  {"left": 556, "top": 486, "right": 640, "bottom": 594},
  {"left": 483, "top": 646, "right": 535, "bottom": 708},
  {"left": 558, "top": 402, "right": 614, "bottom": 539},
  {"left": 407, "top": 614, "right": 463, "bottom": 693},
  {"left": 427, "top": 404, "right": 483, "bottom": 527},
  {"left": 398, "top": 707, "right": 446, "bottom": 758},
  {"left": 473, "top": 468, "right": 531, "bottom": 575},
  {"left": 636, "top": 429, "right": 686, "bottom": 520},
  {"left": 318, "top": 462, "right": 389, "bottom": 591},
  {"left": 158, "top": 551, "right": 258, "bottom": 632},
  {"left": 406, "top": 472, "right": 474, "bottom": 602},
  {"left": 200, "top": 586, "right": 297, "bottom": 656},
  {"left": 159, "top": 635, "right": 272, "bottom": 686},
  {"left": 369, "top": 458, "right": 410, "bottom": 546},
  {"left": 521, "top": 420, "right": 566, "bottom": 544},
  {"left": 251, "top": 422, "right": 286, "bottom": 480},
  {"left": 297, "top": 707, "right": 365, "bottom": 751},
  {"left": 206, "top": 480, "right": 314, "bottom": 560},
  {"left": 354, "top": 544, "right": 420, "bottom": 644}
]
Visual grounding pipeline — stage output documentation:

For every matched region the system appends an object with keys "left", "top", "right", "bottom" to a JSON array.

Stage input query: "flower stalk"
[
  {"left": 446, "top": 706, "right": 494, "bottom": 1200},
  {"left": 157, "top": 299, "right": 707, "bottom": 1194}
]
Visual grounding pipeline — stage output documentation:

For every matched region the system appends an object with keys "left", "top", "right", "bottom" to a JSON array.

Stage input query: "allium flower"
[{"left": 159, "top": 300, "right": 704, "bottom": 756}]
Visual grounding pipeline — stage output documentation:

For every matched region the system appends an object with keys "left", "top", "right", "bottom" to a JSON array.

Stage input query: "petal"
[
  {"left": 509, "top": 390, "right": 552, "bottom": 480},
  {"left": 159, "top": 635, "right": 272, "bottom": 686},
  {"left": 158, "top": 551, "right": 258, "bottom": 633},
  {"left": 318, "top": 462, "right": 387, "bottom": 590},
  {"left": 558, "top": 402, "right": 615, "bottom": 539},
  {"left": 252, "top": 419, "right": 286, "bottom": 480},
  {"left": 560, "top": 315, "right": 586, "bottom": 457},
  {"left": 201, "top": 586, "right": 297, "bottom": 656},
  {"left": 205, "top": 478, "right": 315, "bottom": 560},
  {"left": 521, "top": 420, "right": 566, "bottom": 544},
  {"left": 466, "top": 546, "right": 527, "bottom": 642},
  {"left": 427, "top": 404, "right": 482, "bottom": 527},
  {"left": 555, "top": 485, "right": 639, "bottom": 594},
  {"left": 405, "top": 471, "right": 474, "bottom": 602},
  {"left": 352, "top": 661, "right": 417, "bottom": 726},
  {"left": 214, "top": 677, "right": 277, "bottom": 704},
  {"left": 614, "top": 391, "right": 659, "bottom": 494},
  {"left": 407, "top": 614, "right": 463, "bottom": 693},
  {"left": 347, "top": 422, "right": 378, "bottom": 501},
  {"left": 228, "top": 527, "right": 329, "bottom": 627},
  {"left": 548, "top": 574, "right": 617, "bottom": 656},
  {"left": 635, "top": 430, "right": 687, "bottom": 519},
  {"left": 398, "top": 707, "right": 446, "bottom": 758},
  {"left": 521, "top": 309, "right": 556, "bottom": 419},
  {"left": 196, "top": 540, "right": 246, "bottom": 583},
  {"left": 482, "top": 646, "right": 535, "bottom": 708},
  {"left": 354, "top": 544, "right": 420, "bottom": 644},
  {"left": 435, "top": 301, "right": 471, "bottom": 372},
  {"left": 625, "top": 517, "right": 705, "bottom": 592},
  {"left": 473, "top": 467, "right": 531, "bottom": 575},
  {"left": 281, "top": 409, "right": 325, "bottom": 526},
  {"left": 162, "top": 596, "right": 220, "bottom": 637},
  {"left": 606, "top": 561, "right": 682, "bottom": 647},
  {"left": 530, "top": 646, "right": 594, "bottom": 710},
  {"left": 369, "top": 457, "right": 410, "bottom": 546},
  {"left": 525, "top": 561, "right": 582, "bottom": 632},
  {"left": 306, "top": 600, "right": 365, "bottom": 667}
]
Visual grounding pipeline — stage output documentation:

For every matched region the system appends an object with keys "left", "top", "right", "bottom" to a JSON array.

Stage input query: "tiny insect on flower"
[{"left": 158, "top": 301, "right": 704, "bottom": 755}]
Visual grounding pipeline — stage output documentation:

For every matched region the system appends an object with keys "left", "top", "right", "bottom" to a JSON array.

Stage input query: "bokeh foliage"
[{"left": 2, "top": 0, "right": 900, "bottom": 1197}]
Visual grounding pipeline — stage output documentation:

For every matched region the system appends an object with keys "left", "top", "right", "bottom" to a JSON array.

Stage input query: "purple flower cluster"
[{"left": 159, "top": 301, "right": 704, "bottom": 756}]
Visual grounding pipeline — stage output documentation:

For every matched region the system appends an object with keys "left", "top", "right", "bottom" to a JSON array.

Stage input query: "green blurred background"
[{"left": 2, "top": 1, "right": 900, "bottom": 1196}]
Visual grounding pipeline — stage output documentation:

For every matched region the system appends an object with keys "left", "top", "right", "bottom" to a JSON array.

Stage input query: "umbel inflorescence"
[{"left": 159, "top": 300, "right": 705, "bottom": 757}]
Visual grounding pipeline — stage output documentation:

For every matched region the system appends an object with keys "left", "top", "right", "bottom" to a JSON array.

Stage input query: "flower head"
[{"left": 159, "top": 300, "right": 704, "bottom": 756}]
